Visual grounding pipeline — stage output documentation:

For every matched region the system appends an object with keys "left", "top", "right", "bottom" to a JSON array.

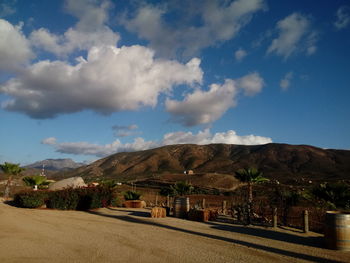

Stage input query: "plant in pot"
[{"left": 123, "top": 190, "right": 143, "bottom": 208}]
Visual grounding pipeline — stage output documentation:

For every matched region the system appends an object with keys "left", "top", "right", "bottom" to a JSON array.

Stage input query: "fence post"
[
  {"left": 166, "top": 195, "right": 170, "bottom": 207},
  {"left": 202, "top": 198, "right": 206, "bottom": 209},
  {"left": 273, "top": 207, "right": 278, "bottom": 228},
  {"left": 222, "top": 200, "right": 227, "bottom": 215},
  {"left": 303, "top": 210, "right": 309, "bottom": 233},
  {"left": 155, "top": 193, "right": 158, "bottom": 206}
]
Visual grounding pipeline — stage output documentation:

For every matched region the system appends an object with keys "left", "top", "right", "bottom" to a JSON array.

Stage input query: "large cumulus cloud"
[
  {"left": 0, "top": 19, "right": 33, "bottom": 71},
  {"left": 1, "top": 45, "right": 202, "bottom": 118}
]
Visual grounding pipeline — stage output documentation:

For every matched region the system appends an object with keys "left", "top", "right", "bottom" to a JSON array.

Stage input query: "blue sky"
[{"left": 0, "top": 0, "right": 349, "bottom": 165}]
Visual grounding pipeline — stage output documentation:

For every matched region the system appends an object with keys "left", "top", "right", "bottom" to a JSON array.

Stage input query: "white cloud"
[
  {"left": 236, "top": 72, "right": 264, "bottom": 96},
  {"left": 122, "top": 0, "right": 266, "bottom": 57},
  {"left": 334, "top": 6, "right": 350, "bottom": 30},
  {"left": 162, "top": 129, "right": 271, "bottom": 145},
  {"left": 41, "top": 137, "right": 57, "bottom": 145},
  {"left": 267, "top": 13, "right": 318, "bottom": 59},
  {"left": 0, "top": 19, "right": 33, "bottom": 71},
  {"left": 0, "top": 45, "right": 202, "bottom": 118},
  {"left": 30, "top": 27, "right": 120, "bottom": 57},
  {"left": 29, "top": 0, "right": 119, "bottom": 56},
  {"left": 166, "top": 79, "right": 237, "bottom": 126},
  {"left": 64, "top": 0, "right": 110, "bottom": 31},
  {"left": 42, "top": 137, "right": 157, "bottom": 157},
  {"left": 280, "top": 71, "right": 293, "bottom": 91},
  {"left": 0, "top": 0, "right": 16, "bottom": 17},
  {"left": 166, "top": 72, "right": 264, "bottom": 126},
  {"left": 42, "top": 129, "right": 272, "bottom": 157},
  {"left": 112, "top": 124, "right": 140, "bottom": 137},
  {"left": 235, "top": 48, "right": 247, "bottom": 61}
]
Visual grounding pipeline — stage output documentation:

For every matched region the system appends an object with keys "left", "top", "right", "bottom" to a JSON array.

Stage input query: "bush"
[
  {"left": 47, "top": 186, "right": 117, "bottom": 210},
  {"left": 14, "top": 190, "right": 48, "bottom": 208},
  {"left": 78, "top": 186, "right": 117, "bottom": 210},
  {"left": 14, "top": 186, "right": 117, "bottom": 210},
  {"left": 46, "top": 188, "right": 80, "bottom": 210},
  {"left": 159, "top": 186, "right": 176, "bottom": 197},
  {"left": 312, "top": 182, "right": 350, "bottom": 210}
]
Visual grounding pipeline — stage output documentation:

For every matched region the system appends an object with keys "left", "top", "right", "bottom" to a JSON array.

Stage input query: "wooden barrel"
[
  {"left": 173, "top": 197, "right": 190, "bottom": 218},
  {"left": 324, "top": 211, "right": 350, "bottom": 251}
]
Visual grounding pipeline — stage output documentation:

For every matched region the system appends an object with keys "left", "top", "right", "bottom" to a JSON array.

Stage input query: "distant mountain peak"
[{"left": 25, "top": 158, "right": 84, "bottom": 171}]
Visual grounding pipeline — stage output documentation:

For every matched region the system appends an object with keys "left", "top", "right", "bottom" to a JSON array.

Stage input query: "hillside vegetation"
[{"left": 55, "top": 143, "right": 350, "bottom": 186}]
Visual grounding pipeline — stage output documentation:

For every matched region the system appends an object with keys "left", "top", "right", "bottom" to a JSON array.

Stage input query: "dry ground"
[{"left": 0, "top": 200, "right": 349, "bottom": 263}]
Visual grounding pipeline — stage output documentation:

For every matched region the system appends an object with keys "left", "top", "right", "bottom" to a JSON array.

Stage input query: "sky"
[{"left": 0, "top": 0, "right": 349, "bottom": 165}]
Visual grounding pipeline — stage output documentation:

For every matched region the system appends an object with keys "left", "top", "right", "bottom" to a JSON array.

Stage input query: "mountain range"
[
  {"left": 56, "top": 143, "right": 350, "bottom": 186},
  {"left": 25, "top": 158, "right": 84, "bottom": 171}
]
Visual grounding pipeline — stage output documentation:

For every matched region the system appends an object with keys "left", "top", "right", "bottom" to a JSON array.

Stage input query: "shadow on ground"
[
  {"left": 206, "top": 221, "right": 323, "bottom": 248},
  {"left": 86, "top": 208, "right": 340, "bottom": 263}
]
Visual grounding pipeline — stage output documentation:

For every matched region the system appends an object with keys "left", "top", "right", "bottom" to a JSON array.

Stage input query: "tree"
[
  {"left": 22, "top": 175, "right": 49, "bottom": 190},
  {"left": 235, "top": 168, "right": 269, "bottom": 224},
  {"left": 312, "top": 182, "right": 350, "bottom": 210},
  {"left": 0, "top": 162, "right": 25, "bottom": 199}
]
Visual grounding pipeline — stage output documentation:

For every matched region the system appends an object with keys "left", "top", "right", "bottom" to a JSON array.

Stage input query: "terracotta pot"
[{"left": 124, "top": 200, "right": 143, "bottom": 208}]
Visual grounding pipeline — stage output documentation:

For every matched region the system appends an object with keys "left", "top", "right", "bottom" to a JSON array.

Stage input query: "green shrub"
[
  {"left": 46, "top": 186, "right": 117, "bottom": 210},
  {"left": 159, "top": 186, "right": 176, "bottom": 197},
  {"left": 123, "top": 190, "right": 141, "bottom": 200},
  {"left": 312, "top": 182, "right": 350, "bottom": 209},
  {"left": 13, "top": 186, "right": 117, "bottom": 210},
  {"left": 46, "top": 188, "right": 80, "bottom": 210},
  {"left": 110, "top": 196, "right": 121, "bottom": 207},
  {"left": 77, "top": 186, "right": 116, "bottom": 210},
  {"left": 14, "top": 190, "right": 48, "bottom": 208}
]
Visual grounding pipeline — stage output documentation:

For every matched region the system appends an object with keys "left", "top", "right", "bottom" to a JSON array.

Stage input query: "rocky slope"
[{"left": 57, "top": 143, "right": 350, "bottom": 185}]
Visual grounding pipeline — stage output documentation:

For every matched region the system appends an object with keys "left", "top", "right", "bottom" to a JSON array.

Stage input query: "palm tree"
[
  {"left": 22, "top": 175, "right": 49, "bottom": 190},
  {"left": 235, "top": 168, "right": 269, "bottom": 224},
  {"left": 0, "top": 162, "right": 25, "bottom": 199},
  {"left": 172, "top": 181, "right": 193, "bottom": 196}
]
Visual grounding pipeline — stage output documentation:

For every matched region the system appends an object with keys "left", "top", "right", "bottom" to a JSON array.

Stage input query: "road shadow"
[
  {"left": 206, "top": 221, "right": 323, "bottom": 248},
  {"left": 107, "top": 207, "right": 150, "bottom": 218},
  {"left": 2, "top": 199, "right": 16, "bottom": 207},
  {"left": 86, "top": 209, "right": 341, "bottom": 263}
]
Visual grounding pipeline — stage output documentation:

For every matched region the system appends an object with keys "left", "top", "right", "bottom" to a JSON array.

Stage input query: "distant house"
[{"left": 184, "top": 170, "right": 194, "bottom": 175}]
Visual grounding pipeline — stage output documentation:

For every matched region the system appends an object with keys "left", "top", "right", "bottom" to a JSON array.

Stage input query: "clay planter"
[
  {"left": 124, "top": 200, "right": 143, "bottom": 208},
  {"left": 188, "top": 209, "right": 218, "bottom": 222},
  {"left": 188, "top": 209, "right": 210, "bottom": 222}
]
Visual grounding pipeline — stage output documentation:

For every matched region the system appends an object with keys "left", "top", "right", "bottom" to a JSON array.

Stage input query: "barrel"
[
  {"left": 173, "top": 197, "right": 190, "bottom": 218},
  {"left": 324, "top": 211, "right": 350, "bottom": 251}
]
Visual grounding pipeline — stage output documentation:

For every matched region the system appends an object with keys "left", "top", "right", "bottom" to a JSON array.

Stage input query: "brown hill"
[{"left": 56, "top": 143, "right": 350, "bottom": 187}]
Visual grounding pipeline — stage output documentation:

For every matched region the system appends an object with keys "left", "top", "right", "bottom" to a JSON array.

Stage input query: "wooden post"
[
  {"left": 222, "top": 200, "right": 227, "bottom": 215},
  {"left": 166, "top": 195, "right": 170, "bottom": 207},
  {"left": 155, "top": 193, "right": 158, "bottom": 206},
  {"left": 303, "top": 210, "right": 309, "bottom": 233},
  {"left": 273, "top": 207, "right": 278, "bottom": 228},
  {"left": 202, "top": 198, "right": 206, "bottom": 209}
]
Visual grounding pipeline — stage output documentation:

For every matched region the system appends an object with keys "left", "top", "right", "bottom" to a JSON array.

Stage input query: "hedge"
[
  {"left": 14, "top": 186, "right": 118, "bottom": 210},
  {"left": 13, "top": 190, "right": 48, "bottom": 208}
]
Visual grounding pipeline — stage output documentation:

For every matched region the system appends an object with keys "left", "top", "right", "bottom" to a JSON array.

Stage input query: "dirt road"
[{"left": 0, "top": 201, "right": 349, "bottom": 263}]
